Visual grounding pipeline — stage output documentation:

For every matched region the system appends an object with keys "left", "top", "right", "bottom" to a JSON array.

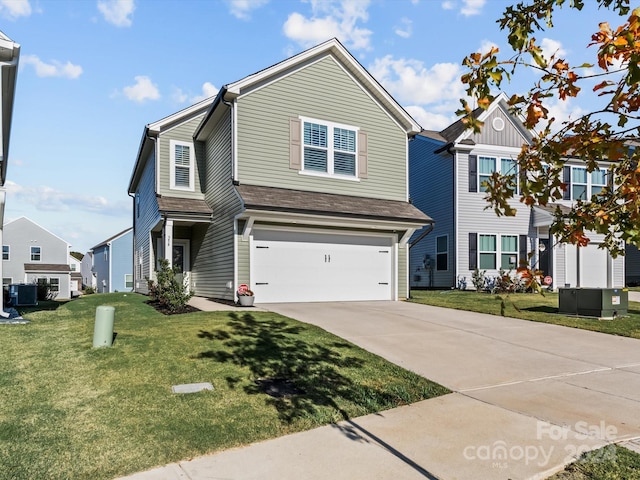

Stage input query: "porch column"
[{"left": 163, "top": 218, "right": 173, "bottom": 269}]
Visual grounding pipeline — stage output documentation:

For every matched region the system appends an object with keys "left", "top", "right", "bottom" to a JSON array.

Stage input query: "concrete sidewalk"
[{"left": 118, "top": 299, "right": 640, "bottom": 480}]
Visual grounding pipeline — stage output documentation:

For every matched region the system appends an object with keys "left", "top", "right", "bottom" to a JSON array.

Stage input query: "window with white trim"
[
  {"left": 501, "top": 235, "right": 518, "bottom": 269},
  {"left": 571, "top": 167, "right": 607, "bottom": 201},
  {"left": 478, "top": 156, "right": 518, "bottom": 193},
  {"left": 49, "top": 278, "right": 59, "bottom": 293},
  {"left": 125, "top": 274, "right": 133, "bottom": 289},
  {"left": 170, "top": 140, "right": 195, "bottom": 190},
  {"left": 2, "top": 245, "right": 8, "bottom": 261},
  {"left": 479, "top": 234, "right": 496, "bottom": 269},
  {"left": 302, "top": 118, "right": 357, "bottom": 177},
  {"left": 436, "top": 235, "right": 448, "bottom": 271},
  {"left": 30, "top": 246, "right": 41, "bottom": 262}
]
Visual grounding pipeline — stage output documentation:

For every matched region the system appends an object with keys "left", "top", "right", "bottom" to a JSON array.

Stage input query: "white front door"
[{"left": 252, "top": 230, "right": 394, "bottom": 303}]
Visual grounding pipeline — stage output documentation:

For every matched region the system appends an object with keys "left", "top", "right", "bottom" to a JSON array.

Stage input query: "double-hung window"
[
  {"left": 170, "top": 140, "right": 195, "bottom": 191},
  {"left": 501, "top": 235, "right": 518, "bottom": 269},
  {"left": 436, "top": 235, "right": 448, "bottom": 271},
  {"left": 49, "top": 278, "right": 59, "bottom": 293},
  {"left": 31, "top": 246, "right": 41, "bottom": 262},
  {"left": 302, "top": 118, "right": 357, "bottom": 177},
  {"left": 125, "top": 274, "right": 134, "bottom": 289},
  {"left": 2, "top": 245, "right": 8, "bottom": 261},
  {"left": 570, "top": 167, "right": 607, "bottom": 201},
  {"left": 478, "top": 156, "right": 518, "bottom": 193},
  {"left": 479, "top": 235, "right": 497, "bottom": 269}
]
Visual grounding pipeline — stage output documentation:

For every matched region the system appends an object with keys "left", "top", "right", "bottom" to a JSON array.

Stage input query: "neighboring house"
[
  {"left": 409, "top": 93, "right": 624, "bottom": 290},
  {"left": 91, "top": 227, "right": 133, "bottom": 293},
  {"left": 81, "top": 251, "right": 96, "bottom": 290},
  {"left": 128, "top": 38, "right": 432, "bottom": 303},
  {"left": 0, "top": 31, "right": 20, "bottom": 314},
  {"left": 3, "top": 217, "right": 72, "bottom": 300},
  {"left": 69, "top": 252, "right": 82, "bottom": 293}
]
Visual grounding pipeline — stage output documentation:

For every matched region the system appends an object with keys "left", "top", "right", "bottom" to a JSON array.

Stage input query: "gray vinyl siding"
[
  {"left": 409, "top": 135, "right": 455, "bottom": 288},
  {"left": 3, "top": 217, "right": 71, "bottom": 299},
  {"left": 468, "top": 108, "right": 529, "bottom": 148},
  {"left": 555, "top": 241, "right": 566, "bottom": 288},
  {"left": 235, "top": 54, "right": 408, "bottom": 201},
  {"left": 157, "top": 115, "right": 206, "bottom": 199},
  {"left": 133, "top": 150, "right": 160, "bottom": 294},
  {"left": 457, "top": 149, "right": 531, "bottom": 285},
  {"left": 191, "top": 108, "right": 243, "bottom": 300}
]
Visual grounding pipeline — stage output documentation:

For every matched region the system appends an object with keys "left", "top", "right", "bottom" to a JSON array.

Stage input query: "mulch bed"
[{"left": 146, "top": 300, "right": 200, "bottom": 315}]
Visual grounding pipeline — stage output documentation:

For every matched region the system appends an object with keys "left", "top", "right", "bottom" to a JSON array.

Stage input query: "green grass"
[
  {"left": 0, "top": 293, "right": 448, "bottom": 480},
  {"left": 409, "top": 290, "right": 640, "bottom": 339},
  {"left": 548, "top": 445, "right": 640, "bottom": 479}
]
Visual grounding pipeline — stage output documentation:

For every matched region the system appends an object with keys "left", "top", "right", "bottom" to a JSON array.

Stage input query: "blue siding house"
[{"left": 91, "top": 228, "right": 133, "bottom": 293}]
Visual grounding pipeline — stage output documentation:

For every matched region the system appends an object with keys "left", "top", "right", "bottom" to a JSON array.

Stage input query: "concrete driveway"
[
  {"left": 265, "top": 301, "right": 640, "bottom": 476},
  {"left": 119, "top": 299, "right": 640, "bottom": 480}
]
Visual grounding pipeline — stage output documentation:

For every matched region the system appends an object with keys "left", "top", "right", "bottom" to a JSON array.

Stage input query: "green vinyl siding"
[
  {"left": 236, "top": 55, "right": 408, "bottom": 201},
  {"left": 158, "top": 114, "right": 206, "bottom": 199},
  {"left": 190, "top": 108, "right": 243, "bottom": 301},
  {"left": 398, "top": 243, "right": 408, "bottom": 299},
  {"left": 237, "top": 227, "right": 250, "bottom": 286}
]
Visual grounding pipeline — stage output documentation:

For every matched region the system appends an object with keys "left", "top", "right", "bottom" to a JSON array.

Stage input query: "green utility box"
[
  {"left": 558, "top": 288, "right": 628, "bottom": 318},
  {"left": 93, "top": 305, "right": 115, "bottom": 347}
]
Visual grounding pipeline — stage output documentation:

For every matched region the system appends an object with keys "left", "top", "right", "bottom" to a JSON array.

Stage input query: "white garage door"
[
  {"left": 581, "top": 243, "right": 609, "bottom": 288},
  {"left": 252, "top": 230, "right": 394, "bottom": 303}
]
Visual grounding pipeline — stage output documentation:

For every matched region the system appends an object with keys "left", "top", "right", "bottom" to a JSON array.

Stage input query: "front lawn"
[
  {"left": 0, "top": 293, "right": 448, "bottom": 480},
  {"left": 409, "top": 290, "right": 640, "bottom": 339}
]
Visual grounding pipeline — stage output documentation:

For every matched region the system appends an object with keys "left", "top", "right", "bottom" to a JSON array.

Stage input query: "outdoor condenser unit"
[{"left": 9, "top": 284, "right": 38, "bottom": 306}]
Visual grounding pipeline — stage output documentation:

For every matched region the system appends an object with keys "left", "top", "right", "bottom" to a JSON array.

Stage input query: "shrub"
[
  {"left": 471, "top": 268, "right": 486, "bottom": 292},
  {"left": 35, "top": 280, "right": 58, "bottom": 301},
  {"left": 84, "top": 286, "right": 96, "bottom": 295},
  {"left": 148, "top": 259, "right": 193, "bottom": 313}
]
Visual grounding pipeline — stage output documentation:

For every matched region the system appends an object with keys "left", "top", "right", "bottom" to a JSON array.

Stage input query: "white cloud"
[
  {"left": 369, "top": 55, "right": 464, "bottom": 106},
  {"left": 171, "top": 87, "right": 188, "bottom": 104},
  {"left": 228, "top": 0, "right": 269, "bottom": 20},
  {"left": 191, "top": 82, "right": 219, "bottom": 103},
  {"left": 97, "top": 0, "right": 135, "bottom": 27},
  {"left": 479, "top": 39, "right": 498, "bottom": 55},
  {"left": 21, "top": 55, "right": 83, "bottom": 79},
  {"left": 441, "top": 1, "right": 454, "bottom": 10},
  {"left": 394, "top": 18, "right": 412, "bottom": 39},
  {"left": 406, "top": 105, "right": 456, "bottom": 131},
  {"left": 540, "top": 37, "right": 566, "bottom": 60},
  {"left": 5, "top": 181, "right": 129, "bottom": 216},
  {"left": 0, "top": 0, "right": 31, "bottom": 20},
  {"left": 283, "top": 0, "right": 373, "bottom": 51},
  {"left": 461, "top": 0, "right": 485, "bottom": 16},
  {"left": 122, "top": 76, "right": 160, "bottom": 103},
  {"left": 545, "top": 98, "right": 587, "bottom": 130}
]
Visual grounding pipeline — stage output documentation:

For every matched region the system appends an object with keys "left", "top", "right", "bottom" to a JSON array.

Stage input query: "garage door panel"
[{"left": 252, "top": 231, "right": 393, "bottom": 303}]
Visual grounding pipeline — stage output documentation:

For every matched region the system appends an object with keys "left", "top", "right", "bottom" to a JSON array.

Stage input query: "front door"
[
  {"left": 539, "top": 238, "right": 551, "bottom": 278},
  {"left": 172, "top": 240, "right": 190, "bottom": 290}
]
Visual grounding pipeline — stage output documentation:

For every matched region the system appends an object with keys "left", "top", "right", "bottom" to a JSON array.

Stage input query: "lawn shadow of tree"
[{"left": 194, "top": 312, "right": 402, "bottom": 424}]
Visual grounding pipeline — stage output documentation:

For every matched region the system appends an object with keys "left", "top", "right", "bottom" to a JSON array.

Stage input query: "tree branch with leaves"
[{"left": 458, "top": 0, "right": 640, "bottom": 257}]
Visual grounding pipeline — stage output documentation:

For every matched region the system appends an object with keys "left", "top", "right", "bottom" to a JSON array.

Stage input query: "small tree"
[{"left": 148, "top": 259, "right": 193, "bottom": 313}]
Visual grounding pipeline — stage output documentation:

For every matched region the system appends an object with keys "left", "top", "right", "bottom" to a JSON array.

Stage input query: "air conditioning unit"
[{"left": 9, "top": 284, "right": 38, "bottom": 306}]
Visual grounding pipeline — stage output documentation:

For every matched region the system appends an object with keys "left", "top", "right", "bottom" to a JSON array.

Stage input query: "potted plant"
[{"left": 237, "top": 284, "right": 255, "bottom": 307}]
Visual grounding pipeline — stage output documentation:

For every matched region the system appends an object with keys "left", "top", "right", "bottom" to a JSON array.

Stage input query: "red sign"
[{"left": 543, "top": 276, "right": 553, "bottom": 285}]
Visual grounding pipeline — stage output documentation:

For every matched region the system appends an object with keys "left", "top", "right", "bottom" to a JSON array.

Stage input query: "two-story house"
[
  {"left": 90, "top": 227, "right": 133, "bottom": 293},
  {"left": 128, "top": 38, "right": 432, "bottom": 303},
  {"left": 409, "top": 93, "right": 624, "bottom": 290},
  {"left": 0, "top": 31, "right": 20, "bottom": 315},
  {"left": 3, "top": 217, "right": 72, "bottom": 300}
]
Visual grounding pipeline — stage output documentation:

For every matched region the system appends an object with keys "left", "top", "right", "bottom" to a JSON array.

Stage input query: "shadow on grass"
[
  {"left": 16, "top": 299, "right": 69, "bottom": 315},
  {"left": 517, "top": 305, "right": 559, "bottom": 314},
  {"left": 195, "top": 312, "right": 411, "bottom": 424}
]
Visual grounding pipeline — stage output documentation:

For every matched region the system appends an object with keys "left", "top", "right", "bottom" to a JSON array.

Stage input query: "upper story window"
[
  {"left": 170, "top": 140, "right": 195, "bottom": 191},
  {"left": 569, "top": 166, "right": 607, "bottom": 201},
  {"left": 436, "top": 235, "right": 448, "bottom": 271},
  {"left": 302, "top": 118, "right": 357, "bottom": 178},
  {"left": 2, "top": 245, "right": 9, "bottom": 261},
  {"left": 30, "top": 246, "right": 41, "bottom": 262},
  {"left": 478, "top": 156, "right": 518, "bottom": 193}
]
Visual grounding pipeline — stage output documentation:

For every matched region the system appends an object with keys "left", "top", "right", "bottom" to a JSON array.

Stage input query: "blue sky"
[{"left": 0, "top": 0, "right": 622, "bottom": 253}]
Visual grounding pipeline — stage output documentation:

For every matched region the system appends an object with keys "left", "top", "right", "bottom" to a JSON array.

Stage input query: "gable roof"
[
  {"left": 4, "top": 216, "right": 71, "bottom": 247},
  {"left": 433, "top": 93, "right": 533, "bottom": 150},
  {"left": 91, "top": 227, "right": 133, "bottom": 250},
  {"left": 195, "top": 38, "right": 421, "bottom": 141},
  {"left": 127, "top": 97, "right": 214, "bottom": 194}
]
